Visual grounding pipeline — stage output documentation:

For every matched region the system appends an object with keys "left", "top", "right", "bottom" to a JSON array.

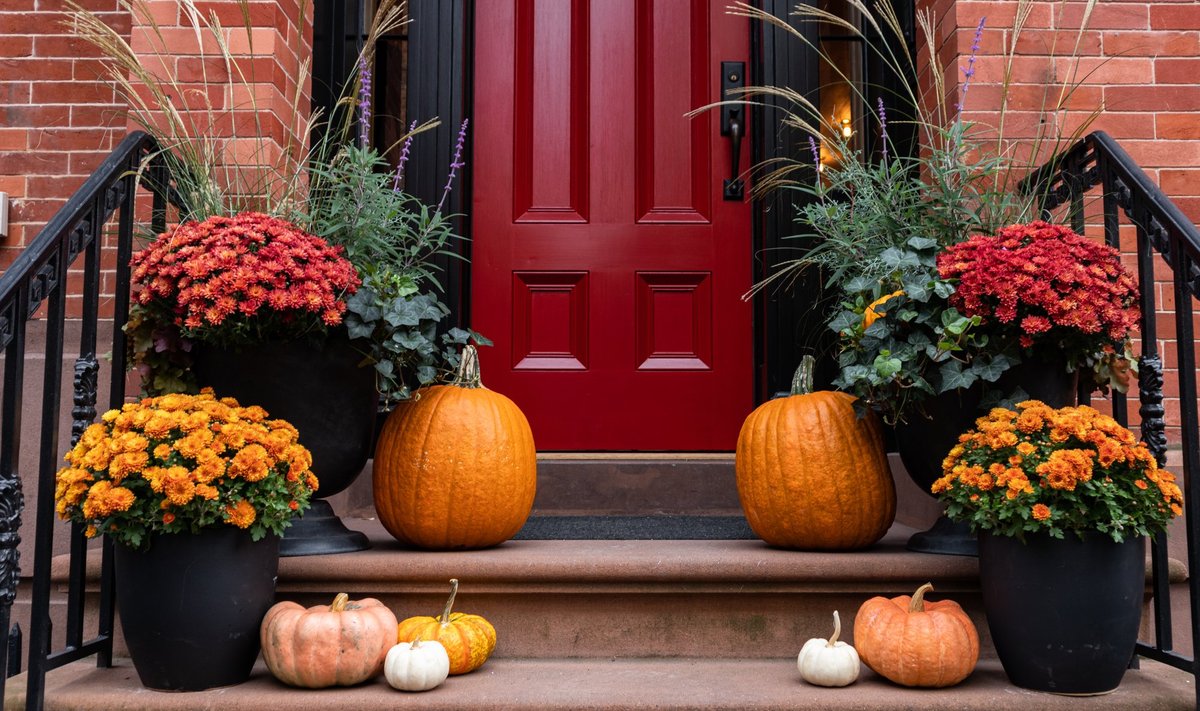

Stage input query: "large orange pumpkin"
[
  {"left": 373, "top": 345, "right": 536, "bottom": 549},
  {"left": 853, "top": 582, "right": 979, "bottom": 687},
  {"left": 396, "top": 578, "right": 497, "bottom": 675},
  {"left": 735, "top": 356, "right": 895, "bottom": 549},
  {"left": 260, "top": 593, "right": 398, "bottom": 688}
]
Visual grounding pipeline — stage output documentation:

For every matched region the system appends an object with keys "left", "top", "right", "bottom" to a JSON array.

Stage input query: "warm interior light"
[{"left": 840, "top": 117, "right": 853, "bottom": 138}]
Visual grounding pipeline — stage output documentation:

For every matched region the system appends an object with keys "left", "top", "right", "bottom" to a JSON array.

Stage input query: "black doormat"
[{"left": 514, "top": 515, "right": 756, "bottom": 540}]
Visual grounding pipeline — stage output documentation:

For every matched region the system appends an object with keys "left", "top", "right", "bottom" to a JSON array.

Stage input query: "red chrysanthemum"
[
  {"left": 937, "top": 221, "right": 1139, "bottom": 356},
  {"left": 130, "top": 212, "right": 360, "bottom": 335}
]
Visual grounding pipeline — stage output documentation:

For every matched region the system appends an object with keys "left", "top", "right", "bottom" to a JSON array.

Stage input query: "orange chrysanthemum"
[
  {"left": 53, "top": 390, "right": 316, "bottom": 550},
  {"left": 933, "top": 400, "right": 1182, "bottom": 541}
]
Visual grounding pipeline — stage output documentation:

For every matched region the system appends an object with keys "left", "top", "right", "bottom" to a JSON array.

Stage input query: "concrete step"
[
  {"left": 7, "top": 656, "right": 1194, "bottom": 710},
  {"left": 55, "top": 519, "right": 989, "bottom": 660},
  {"left": 336, "top": 453, "right": 945, "bottom": 529},
  {"left": 274, "top": 519, "right": 988, "bottom": 660}
]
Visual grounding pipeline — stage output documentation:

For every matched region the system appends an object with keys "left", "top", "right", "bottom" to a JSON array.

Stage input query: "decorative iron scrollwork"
[
  {"left": 1147, "top": 217, "right": 1170, "bottom": 256},
  {"left": 26, "top": 257, "right": 60, "bottom": 318},
  {"left": 71, "top": 355, "right": 100, "bottom": 445},
  {"left": 0, "top": 298, "right": 12, "bottom": 352},
  {"left": 0, "top": 478, "right": 23, "bottom": 607},
  {"left": 1138, "top": 354, "right": 1168, "bottom": 467},
  {"left": 1112, "top": 176, "right": 1132, "bottom": 211},
  {"left": 67, "top": 219, "right": 92, "bottom": 263}
]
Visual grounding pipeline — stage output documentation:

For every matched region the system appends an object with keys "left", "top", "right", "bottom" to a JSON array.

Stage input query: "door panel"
[{"left": 473, "top": 0, "right": 753, "bottom": 450}]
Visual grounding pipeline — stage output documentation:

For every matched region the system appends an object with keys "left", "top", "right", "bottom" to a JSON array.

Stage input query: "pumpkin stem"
[
  {"left": 330, "top": 592, "right": 349, "bottom": 613},
  {"left": 450, "top": 346, "right": 483, "bottom": 389},
  {"left": 411, "top": 636, "right": 423, "bottom": 649},
  {"left": 909, "top": 582, "right": 934, "bottom": 613},
  {"left": 827, "top": 610, "right": 842, "bottom": 647},
  {"left": 790, "top": 355, "right": 816, "bottom": 396},
  {"left": 438, "top": 578, "right": 460, "bottom": 629}
]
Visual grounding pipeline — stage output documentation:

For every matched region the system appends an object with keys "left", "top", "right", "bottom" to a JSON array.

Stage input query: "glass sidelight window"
[
  {"left": 816, "top": 0, "right": 866, "bottom": 168},
  {"left": 311, "top": 0, "right": 408, "bottom": 164}
]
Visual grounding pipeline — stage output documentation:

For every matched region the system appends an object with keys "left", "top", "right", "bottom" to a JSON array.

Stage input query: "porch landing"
[
  {"left": 26, "top": 519, "right": 1194, "bottom": 709},
  {"left": 7, "top": 657, "right": 1194, "bottom": 711}
]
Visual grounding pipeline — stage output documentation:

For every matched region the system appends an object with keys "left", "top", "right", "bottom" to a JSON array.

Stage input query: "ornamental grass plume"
[
  {"left": 55, "top": 390, "right": 318, "bottom": 549},
  {"left": 933, "top": 400, "right": 1182, "bottom": 542}
]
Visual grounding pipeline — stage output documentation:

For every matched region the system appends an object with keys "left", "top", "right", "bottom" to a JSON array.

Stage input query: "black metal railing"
[
  {"left": 1024, "top": 129, "right": 1200, "bottom": 702},
  {"left": 0, "top": 130, "right": 177, "bottom": 709},
  {"left": 2, "top": 126, "right": 1198, "bottom": 707}
]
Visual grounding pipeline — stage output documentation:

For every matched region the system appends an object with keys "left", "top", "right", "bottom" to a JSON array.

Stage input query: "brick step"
[{"left": 9, "top": 657, "right": 1194, "bottom": 711}]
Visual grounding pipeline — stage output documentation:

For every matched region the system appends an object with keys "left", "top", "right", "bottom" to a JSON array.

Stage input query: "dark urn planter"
[
  {"left": 899, "top": 359, "right": 1078, "bottom": 556},
  {"left": 978, "top": 531, "right": 1145, "bottom": 695},
  {"left": 114, "top": 527, "right": 280, "bottom": 691},
  {"left": 191, "top": 336, "right": 377, "bottom": 556}
]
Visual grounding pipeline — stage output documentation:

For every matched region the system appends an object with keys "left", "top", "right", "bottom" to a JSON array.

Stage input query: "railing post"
[{"left": 0, "top": 285, "right": 29, "bottom": 704}]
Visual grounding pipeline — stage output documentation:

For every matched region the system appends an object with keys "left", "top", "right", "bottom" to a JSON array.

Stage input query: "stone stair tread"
[
  {"left": 273, "top": 519, "right": 980, "bottom": 591},
  {"left": 11, "top": 657, "right": 1194, "bottom": 711}
]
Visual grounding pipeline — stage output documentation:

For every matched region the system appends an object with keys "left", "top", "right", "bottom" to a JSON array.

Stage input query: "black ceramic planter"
[
  {"left": 114, "top": 528, "right": 280, "bottom": 691},
  {"left": 978, "top": 532, "right": 1145, "bottom": 695},
  {"left": 191, "top": 336, "right": 376, "bottom": 556},
  {"left": 899, "top": 361, "right": 1078, "bottom": 556}
]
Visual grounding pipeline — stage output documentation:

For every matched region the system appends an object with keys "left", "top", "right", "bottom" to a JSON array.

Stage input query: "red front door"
[{"left": 472, "top": 0, "right": 753, "bottom": 451}]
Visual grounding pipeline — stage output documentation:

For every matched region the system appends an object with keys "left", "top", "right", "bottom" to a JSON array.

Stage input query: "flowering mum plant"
[
  {"left": 128, "top": 212, "right": 360, "bottom": 393},
  {"left": 54, "top": 390, "right": 318, "bottom": 550},
  {"left": 937, "top": 221, "right": 1139, "bottom": 388},
  {"left": 933, "top": 400, "right": 1182, "bottom": 542}
]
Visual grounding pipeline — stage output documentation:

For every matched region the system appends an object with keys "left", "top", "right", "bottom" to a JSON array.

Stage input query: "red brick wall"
[
  {"left": 0, "top": 0, "right": 313, "bottom": 318},
  {"left": 0, "top": 0, "right": 128, "bottom": 263},
  {"left": 923, "top": 0, "right": 1200, "bottom": 444}
]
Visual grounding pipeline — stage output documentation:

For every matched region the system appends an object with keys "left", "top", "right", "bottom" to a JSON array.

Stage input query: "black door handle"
[
  {"left": 724, "top": 111, "right": 743, "bottom": 201},
  {"left": 720, "top": 61, "right": 745, "bottom": 201}
]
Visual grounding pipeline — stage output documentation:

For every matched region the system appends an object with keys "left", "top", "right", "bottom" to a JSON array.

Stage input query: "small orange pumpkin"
[
  {"left": 373, "top": 345, "right": 536, "bottom": 549},
  {"left": 853, "top": 582, "right": 979, "bottom": 687},
  {"left": 260, "top": 593, "right": 398, "bottom": 688},
  {"left": 863, "top": 289, "right": 904, "bottom": 328},
  {"left": 735, "top": 355, "right": 896, "bottom": 549},
  {"left": 396, "top": 578, "right": 496, "bottom": 675}
]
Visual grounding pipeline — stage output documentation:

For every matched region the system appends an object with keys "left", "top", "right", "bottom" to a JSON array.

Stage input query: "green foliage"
[
  {"left": 732, "top": 0, "right": 1105, "bottom": 422},
  {"left": 829, "top": 237, "right": 1017, "bottom": 425},
  {"left": 784, "top": 128, "right": 1036, "bottom": 293},
  {"left": 294, "top": 144, "right": 482, "bottom": 404},
  {"left": 299, "top": 145, "right": 459, "bottom": 284},
  {"left": 126, "top": 301, "right": 198, "bottom": 396},
  {"left": 344, "top": 270, "right": 490, "bottom": 406}
]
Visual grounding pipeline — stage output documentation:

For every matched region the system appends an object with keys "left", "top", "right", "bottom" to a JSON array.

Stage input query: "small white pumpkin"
[
  {"left": 797, "top": 610, "right": 860, "bottom": 687},
  {"left": 384, "top": 637, "right": 451, "bottom": 692}
]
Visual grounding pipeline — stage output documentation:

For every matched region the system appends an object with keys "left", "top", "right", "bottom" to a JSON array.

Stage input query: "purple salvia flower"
[
  {"left": 392, "top": 119, "right": 418, "bottom": 192},
  {"left": 957, "top": 17, "right": 986, "bottom": 114},
  {"left": 808, "top": 135, "right": 821, "bottom": 170},
  {"left": 436, "top": 118, "right": 469, "bottom": 213},
  {"left": 357, "top": 56, "right": 373, "bottom": 147},
  {"left": 877, "top": 97, "right": 889, "bottom": 166}
]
